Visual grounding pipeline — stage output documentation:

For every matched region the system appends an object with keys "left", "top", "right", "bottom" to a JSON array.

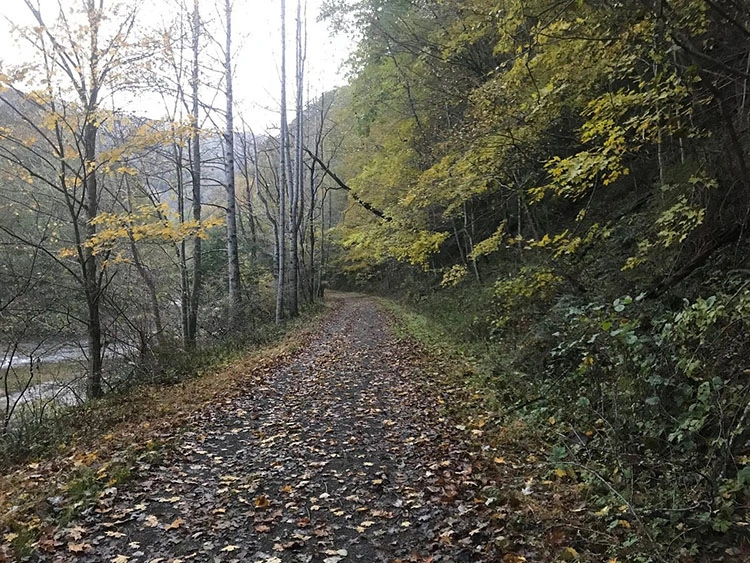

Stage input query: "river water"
[
  {"left": 0, "top": 341, "right": 86, "bottom": 369},
  {"left": 1, "top": 340, "right": 138, "bottom": 415}
]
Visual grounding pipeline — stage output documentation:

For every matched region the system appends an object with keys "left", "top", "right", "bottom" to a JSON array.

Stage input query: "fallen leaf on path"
[
  {"left": 67, "top": 542, "right": 90, "bottom": 553},
  {"left": 165, "top": 517, "right": 184, "bottom": 530}
]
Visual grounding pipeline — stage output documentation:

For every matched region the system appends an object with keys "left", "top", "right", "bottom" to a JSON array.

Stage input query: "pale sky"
[{"left": 0, "top": 0, "right": 354, "bottom": 131}]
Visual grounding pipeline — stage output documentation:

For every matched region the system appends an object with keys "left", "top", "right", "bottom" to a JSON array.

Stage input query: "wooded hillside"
[
  {"left": 317, "top": 0, "right": 750, "bottom": 559},
  {"left": 0, "top": 0, "right": 748, "bottom": 560}
]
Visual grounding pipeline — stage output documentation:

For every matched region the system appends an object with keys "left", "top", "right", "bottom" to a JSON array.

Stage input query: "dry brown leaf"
[{"left": 165, "top": 517, "right": 184, "bottom": 530}]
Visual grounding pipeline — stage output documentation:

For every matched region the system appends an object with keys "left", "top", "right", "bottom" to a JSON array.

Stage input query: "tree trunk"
[
  {"left": 83, "top": 107, "right": 103, "bottom": 399},
  {"left": 224, "top": 0, "right": 241, "bottom": 328},
  {"left": 175, "top": 140, "right": 191, "bottom": 346},
  {"left": 276, "top": 0, "right": 288, "bottom": 324},
  {"left": 245, "top": 127, "right": 259, "bottom": 259},
  {"left": 187, "top": 0, "right": 202, "bottom": 347},
  {"left": 289, "top": 0, "right": 305, "bottom": 317}
]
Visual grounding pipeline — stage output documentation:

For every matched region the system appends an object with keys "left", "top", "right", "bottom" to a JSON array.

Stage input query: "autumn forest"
[{"left": 1, "top": 0, "right": 749, "bottom": 561}]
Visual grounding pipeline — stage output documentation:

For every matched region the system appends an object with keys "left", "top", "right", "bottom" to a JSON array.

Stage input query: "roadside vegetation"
[
  {"left": 318, "top": 1, "right": 750, "bottom": 559},
  {"left": 1, "top": 0, "right": 748, "bottom": 560},
  {"left": 0, "top": 304, "right": 326, "bottom": 559}
]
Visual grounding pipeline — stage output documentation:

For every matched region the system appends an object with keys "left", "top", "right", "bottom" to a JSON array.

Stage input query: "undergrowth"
[{"left": 379, "top": 281, "right": 750, "bottom": 562}]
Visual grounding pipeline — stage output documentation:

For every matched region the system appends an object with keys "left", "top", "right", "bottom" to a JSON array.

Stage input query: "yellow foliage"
[
  {"left": 469, "top": 221, "right": 507, "bottom": 261},
  {"left": 441, "top": 265, "right": 468, "bottom": 288},
  {"left": 86, "top": 204, "right": 223, "bottom": 261},
  {"left": 57, "top": 247, "right": 79, "bottom": 259}
]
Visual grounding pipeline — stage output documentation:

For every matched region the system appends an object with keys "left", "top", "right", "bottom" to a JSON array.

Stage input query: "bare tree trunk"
[
  {"left": 224, "top": 0, "right": 241, "bottom": 328},
  {"left": 308, "top": 150, "right": 318, "bottom": 302},
  {"left": 276, "top": 0, "right": 289, "bottom": 324},
  {"left": 243, "top": 124, "right": 259, "bottom": 259},
  {"left": 187, "top": 0, "right": 202, "bottom": 347},
  {"left": 289, "top": 0, "right": 306, "bottom": 317},
  {"left": 83, "top": 118, "right": 103, "bottom": 398},
  {"left": 175, "top": 140, "right": 191, "bottom": 346},
  {"left": 129, "top": 236, "right": 164, "bottom": 347}
]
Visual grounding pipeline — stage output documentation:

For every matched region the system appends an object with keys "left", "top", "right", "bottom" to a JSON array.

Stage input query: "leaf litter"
[{"left": 14, "top": 295, "right": 557, "bottom": 562}]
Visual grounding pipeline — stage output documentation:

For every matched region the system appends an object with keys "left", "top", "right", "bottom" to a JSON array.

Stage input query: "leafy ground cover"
[
  {"left": 379, "top": 295, "right": 750, "bottom": 562},
  {"left": 3, "top": 294, "right": 744, "bottom": 562},
  {"left": 0, "top": 306, "right": 325, "bottom": 561},
  {"left": 0, "top": 294, "right": 564, "bottom": 562}
]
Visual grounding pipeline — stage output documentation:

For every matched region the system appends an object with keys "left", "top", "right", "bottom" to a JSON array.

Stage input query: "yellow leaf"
[
  {"left": 559, "top": 546, "right": 579, "bottom": 561},
  {"left": 144, "top": 515, "right": 158, "bottom": 527},
  {"left": 111, "top": 556, "right": 129, "bottom": 563},
  {"left": 493, "top": 457, "right": 506, "bottom": 465},
  {"left": 255, "top": 495, "right": 270, "bottom": 509},
  {"left": 220, "top": 545, "right": 239, "bottom": 552},
  {"left": 554, "top": 468, "right": 567, "bottom": 478}
]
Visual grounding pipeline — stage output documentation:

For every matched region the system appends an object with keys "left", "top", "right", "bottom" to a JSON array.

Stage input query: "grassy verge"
[
  {"left": 377, "top": 293, "right": 750, "bottom": 562},
  {"left": 0, "top": 303, "right": 332, "bottom": 559}
]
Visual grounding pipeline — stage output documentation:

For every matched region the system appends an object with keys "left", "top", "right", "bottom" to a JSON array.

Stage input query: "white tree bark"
[{"left": 224, "top": 0, "right": 241, "bottom": 327}]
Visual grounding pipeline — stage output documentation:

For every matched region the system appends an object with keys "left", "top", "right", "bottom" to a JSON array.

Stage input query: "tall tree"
[
  {"left": 187, "top": 0, "right": 203, "bottom": 346},
  {"left": 289, "top": 0, "right": 307, "bottom": 316},
  {"left": 276, "top": 0, "right": 289, "bottom": 324},
  {"left": 223, "top": 0, "right": 241, "bottom": 327},
  {"left": 11, "top": 0, "right": 143, "bottom": 398}
]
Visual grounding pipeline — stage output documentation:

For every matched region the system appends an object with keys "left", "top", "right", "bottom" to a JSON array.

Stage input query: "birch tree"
[
  {"left": 223, "top": 0, "right": 241, "bottom": 327},
  {"left": 276, "top": 0, "right": 289, "bottom": 324}
]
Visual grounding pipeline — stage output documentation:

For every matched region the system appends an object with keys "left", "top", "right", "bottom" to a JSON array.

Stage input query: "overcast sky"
[{"left": 0, "top": 0, "right": 354, "bottom": 131}]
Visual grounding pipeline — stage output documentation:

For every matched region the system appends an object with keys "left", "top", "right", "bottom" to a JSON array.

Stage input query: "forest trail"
[{"left": 38, "top": 295, "right": 510, "bottom": 562}]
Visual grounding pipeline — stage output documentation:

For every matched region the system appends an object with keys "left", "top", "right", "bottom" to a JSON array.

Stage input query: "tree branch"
[{"left": 302, "top": 147, "right": 392, "bottom": 222}]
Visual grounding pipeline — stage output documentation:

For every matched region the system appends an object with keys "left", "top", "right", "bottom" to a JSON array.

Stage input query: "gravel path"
[{"left": 38, "top": 295, "right": 505, "bottom": 562}]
